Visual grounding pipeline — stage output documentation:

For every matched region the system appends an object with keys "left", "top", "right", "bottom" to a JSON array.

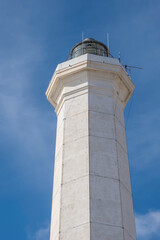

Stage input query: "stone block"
[
  {"left": 62, "top": 71, "right": 88, "bottom": 95},
  {"left": 56, "top": 103, "right": 64, "bottom": 128},
  {"left": 91, "top": 223, "right": 124, "bottom": 240},
  {"left": 63, "top": 136, "right": 89, "bottom": 183},
  {"left": 50, "top": 188, "right": 61, "bottom": 239},
  {"left": 89, "top": 136, "right": 118, "bottom": 179},
  {"left": 63, "top": 92, "right": 88, "bottom": 118},
  {"left": 64, "top": 111, "right": 88, "bottom": 143},
  {"left": 60, "top": 176, "right": 89, "bottom": 231},
  {"left": 124, "top": 230, "right": 136, "bottom": 240},
  {"left": 117, "top": 142, "right": 131, "bottom": 192},
  {"left": 114, "top": 101, "right": 125, "bottom": 127},
  {"left": 89, "top": 111, "right": 115, "bottom": 139},
  {"left": 89, "top": 91, "right": 114, "bottom": 115},
  {"left": 53, "top": 147, "right": 63, "bottom": 196},
  {"left": 115, "top": 117, "right": 127, "bottom": 151},
  {"left": 55, "top": 120, "right": 64, "bottom": 155},
  {"left": 90, "top": 175, "right": 122, "bottom": 226},
  {"left": 120, "top": 184, "right": 136, "bottom": 240},
  {"left": 50, "top": 232, "right": 59, "bottom": 240},
  {"left": 88, "top": 70, "right": 114, "bottom": 92},
  {"left": 60, "top": 223, "right": 90, "bottom": 240}
]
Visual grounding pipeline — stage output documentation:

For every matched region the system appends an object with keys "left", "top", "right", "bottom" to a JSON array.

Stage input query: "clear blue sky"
[{"left": 0, "top": 0, "right": 160, "bottom": 239}]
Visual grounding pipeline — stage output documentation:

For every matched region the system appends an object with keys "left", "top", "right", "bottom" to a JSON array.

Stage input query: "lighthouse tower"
[{"left": 46, "top": 38, "right": 136, "bottom": 240}]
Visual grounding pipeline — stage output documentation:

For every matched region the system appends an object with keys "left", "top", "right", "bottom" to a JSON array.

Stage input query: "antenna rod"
[
  {"left": 82, "top": 32, "right": 84, "bottom": 41},
  {"left": 107, "top": 33, "right": 109, "bottom": 56},
  {"left": 123, "top": 65, "right": 143, "bottom": 70},
  {"left": 126, "top": 65, "right": 143, "bottom": 69}
]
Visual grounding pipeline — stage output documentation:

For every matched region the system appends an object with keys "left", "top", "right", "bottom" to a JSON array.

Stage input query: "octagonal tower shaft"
[{"left": 46, "top": 54, "right": 136, "bottom": 240}]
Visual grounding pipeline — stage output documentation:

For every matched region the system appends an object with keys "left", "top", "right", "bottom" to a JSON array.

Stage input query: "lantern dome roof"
[{"left": 70, "top": 38, "right": 109, "bottom": 59}]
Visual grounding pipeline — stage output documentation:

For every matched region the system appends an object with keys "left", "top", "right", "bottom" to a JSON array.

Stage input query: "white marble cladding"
[{"left": 47, "top": 54, "right": 136, "bottom": 240}]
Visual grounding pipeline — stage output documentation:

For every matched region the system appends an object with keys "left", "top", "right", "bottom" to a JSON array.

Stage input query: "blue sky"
[{"left": 0, "top": 0, "right": 160, "bottom": 239}]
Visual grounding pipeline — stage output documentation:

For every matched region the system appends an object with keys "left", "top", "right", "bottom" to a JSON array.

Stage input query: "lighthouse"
[{"left": 46, "top": 38, "right": 137, "bottom": 240}]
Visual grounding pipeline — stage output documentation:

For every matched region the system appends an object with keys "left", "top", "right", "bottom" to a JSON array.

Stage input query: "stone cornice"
[{"left": 46, "top": 54, "right": 135, "bottom": 109}]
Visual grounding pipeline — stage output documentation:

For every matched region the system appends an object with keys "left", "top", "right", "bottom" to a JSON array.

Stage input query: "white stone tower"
[{"left": 46, "top": 38, "right": 136, "bottom": 240}]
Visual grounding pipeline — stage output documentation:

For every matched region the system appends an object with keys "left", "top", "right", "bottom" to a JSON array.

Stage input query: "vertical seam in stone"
[
  {"left": 113, "top": 102, "right": 125, "bottom": 240},
  {"left": 124, "top": 127, "right": 137, "bottom": 240},
  {"left": 49, "top": 157, "right": 56, "bottom": 240},
  {"left": 88, "top": 89, "right": 91, "bottom": 240},
  {"left": 58, "top": 116, "right": 65, "bottom": 240}
]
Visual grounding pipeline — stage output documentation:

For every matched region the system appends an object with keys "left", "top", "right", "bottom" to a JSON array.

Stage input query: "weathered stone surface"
[
  {"left": 61, "top": 176, "right": 90, "bottom": 231},
  {"left": 124, "top": 229, "right": 136, "bottom": 240},
  {"left": 50, "top": 188, "right": 61, "bottom": 240},
  {"left": 64, "top": 111, "right": 88, "bottom": 143},
  {"left": 117, "top": 142, "right": 132, "bottom": 192},
  {"left": 89, "top": 90, "right": 114, "bottom": 115},
  {"left": 91, "top": 223, "right": 124, "bottom": 240},
  {"left": 63, "top": 136, "right": 89, "bottom": 184},
  {"left": 120, "top": 184, "right": 137, "bottom": 239},
  {"left": 90, "top": 175, "right": 122, "bottom": 226},
  {"left": 63, "top": 91, "right": 88, "bottom": 118},
  {"left": 60, "top": 223, "right": 90, "bottom": 240},
  {"left": 89, "top": 136, "right": 118, "bottom": 179},
  {"left": 115, "top": 117, "right": 127, "bottom": 151},
  {"left": 89, "top": 111, "right": 115, "bottom": 139}
]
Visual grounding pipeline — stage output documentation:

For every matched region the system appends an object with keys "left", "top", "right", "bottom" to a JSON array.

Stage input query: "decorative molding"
[{"left": 46, "top": 54, "right": 134, "bottom": 110}]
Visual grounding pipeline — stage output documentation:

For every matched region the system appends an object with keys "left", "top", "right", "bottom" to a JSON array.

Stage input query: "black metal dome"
[{"left": 70, "top": 38, "right": 109, "bottom": 59}]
